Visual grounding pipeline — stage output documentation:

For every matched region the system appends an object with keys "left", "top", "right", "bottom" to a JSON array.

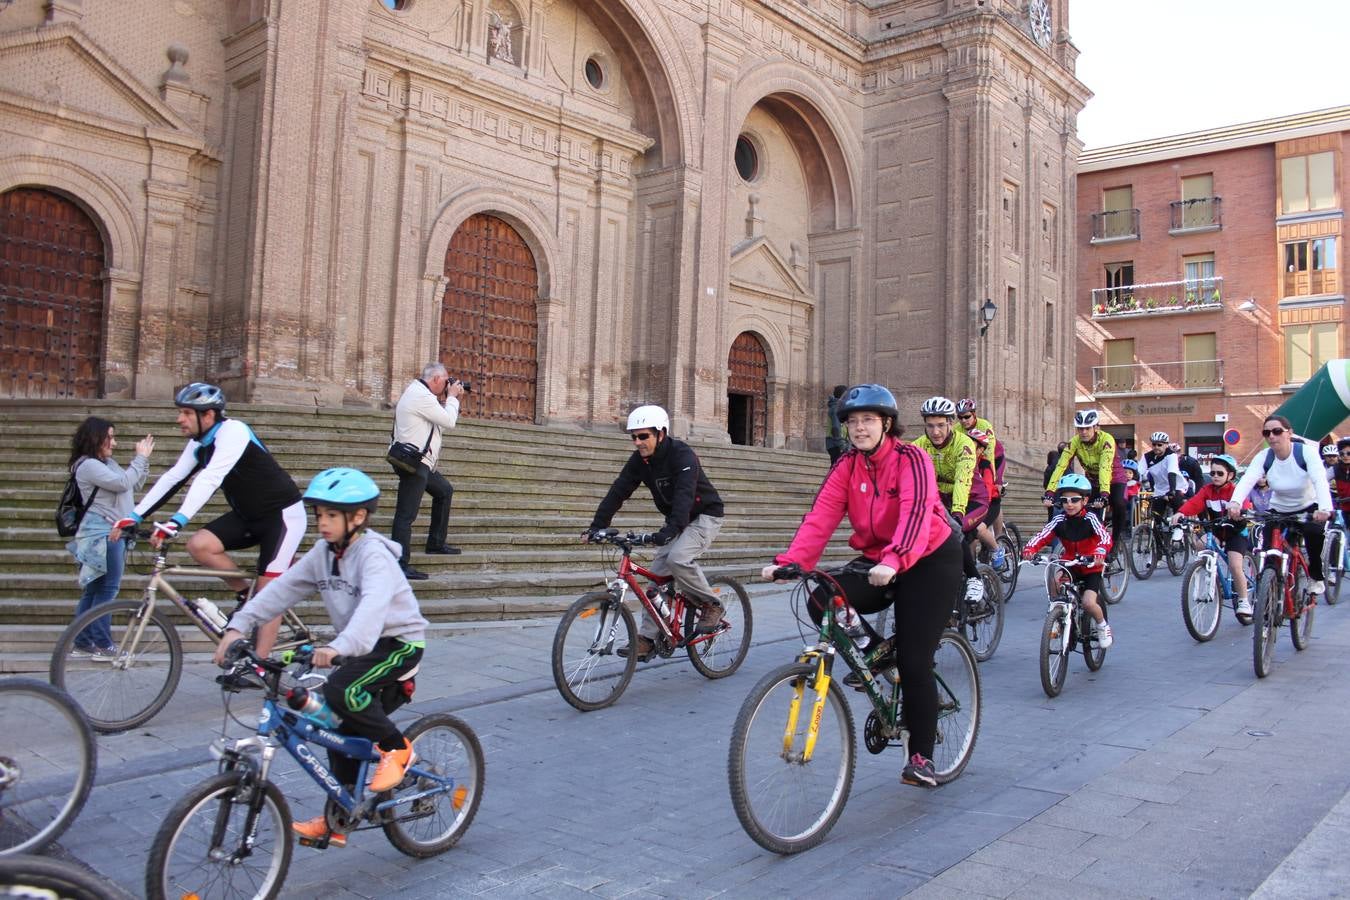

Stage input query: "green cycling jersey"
[
  {"left": 913, "top": 430, "right": 979, "bottom": 514},
  {"left": 1048, "top": 431, "right": 1123, "bottom": 495},
  {"left": 957, "top": 416, "right": 998, "bottom": 467}
]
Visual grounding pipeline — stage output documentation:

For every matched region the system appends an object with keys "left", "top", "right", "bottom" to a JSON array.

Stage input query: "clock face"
[{"left": 1029, "top": 0, "right": 1052, "bottom": 48}]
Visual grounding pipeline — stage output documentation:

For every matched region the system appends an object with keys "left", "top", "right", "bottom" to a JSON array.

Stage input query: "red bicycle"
[
  {"left": 1251, "top": 508, "right": 1318, "bottom": 678},
  {"left": 551, "top": 529, "right": 753, "bottom": 711}
]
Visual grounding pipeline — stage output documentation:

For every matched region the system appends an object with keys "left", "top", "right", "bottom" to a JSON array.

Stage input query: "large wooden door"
[
  {"left": 727, "top": 331, "right": 768, "bottom": 446},
  {"left": 440, "top": 214, "right": 539, "bottom": 422},
  {"left": 0, "top": 188, "right": 105, "bottom": 398}
]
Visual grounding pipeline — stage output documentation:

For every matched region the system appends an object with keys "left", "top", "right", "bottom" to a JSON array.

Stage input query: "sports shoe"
[
  {"left": 694, "top": 601, "right": 725, "bottom": 635},
  {"left": 1310, "top": 580, "right": 1326, "bottom": 596},
  {"left": 89, "top": 646, "right": 118, "bottom": 663},
  {"left": 964, "top": 577, "right": 984, "bottom": 606},
  {"left": 1095, "top": 622, "right": 1113, "bottom": 649},
  {"left": 1235, "top": 597, "right": 1254, "bottom": 620},
  {"left": 991, "top": 548, "right": 1006, "bottom": 569},
  {"left": 68, "top": 645, "right": 95, "bottom": 660},
  {"left": 368, "top": 738, "right": 415, "bottom": 793},
  {"left": 901, "top": 753, "right": 937, "bottom": 787},
  {"left": 617, "top": 636, "right": 655, "bottom": 662},
  {"left": 293, "top": 815, "right": 346, "bottom": 849}
]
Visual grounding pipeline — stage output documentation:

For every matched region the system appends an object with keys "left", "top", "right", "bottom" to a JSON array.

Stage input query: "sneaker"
[
  {"left": 694, "top": 602, "right": 725, "bottom": 635},
  {"left": 1095, "top": 622, "right": 1113, "bottom": 649},
  {"left": 368, "top": 738, "right": 415, "bottom": 793},
  {"left": 293, "top": 815, "right": 346, "bottom": 849},
  {"left": 89, "top": 646, "right": 118, "bottom": 663},
  {"left": 216, "top": 668, "right": 265, "bottom": 692},
  {"left": 991, "top": 548, "right": 1006, "bottom": 569},
  {"left": 1171, "top": 527, "right": 1184, "bottom": 543},
  {"left": 1235, "top": 597, "right": 1254, "bottom": 620},
  {"left": 901, "top": 753, "right": 937, "bottom": 787},
  {"left": 964, "top": 577, "right": 984, "bottom": 606},
  {"left": 1310, "top": 580, "right": 1326, "bottom": 596},
  {"left": 616, "top": 636, "right": 655, "bottom": 662},
  {"left": 68, "top": 645, "right": 95, "bottom": 660}
]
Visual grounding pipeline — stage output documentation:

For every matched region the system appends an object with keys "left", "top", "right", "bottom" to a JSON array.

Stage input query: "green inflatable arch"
[{"left": 1272, "top": 359, "right": 1350, "bottom": 441}]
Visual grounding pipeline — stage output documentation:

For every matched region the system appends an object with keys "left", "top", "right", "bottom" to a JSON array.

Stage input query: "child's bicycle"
[
  {"left": 551, "top": 528, "right": 752, "bottom": 711},
  {"left": 50, "top": 531, "right": 328, "bottom": 733},
  {"left": 1177, "top": 517, "right": 1257, "bottom": 642},
  {"left": 726, "top": 561, "right": 980, "bottom": 855},
  {"left": 145, "top": 643, "right": 483, "bottom": 900},
  {"left": 1028, "top": 555, "right": 1110, "bottom": 698}
]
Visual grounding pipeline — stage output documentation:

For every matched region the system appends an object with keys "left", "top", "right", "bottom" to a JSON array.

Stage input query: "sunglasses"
[
  {"left": 1209, "top": 470, "right": 1229, "bottom": 477},
  {"left": 1061, "top": 496, "right": 1085, "bottom": 504},
  {"left": 1341, "top": 451, "right": 1350, "bottom": 457},
  {"left": 630, "top": 432, "right": 654, "bottom": 442},
  {"left": 958, "top": 413, "right": 975, "bottom": 420},
  {"left": 1262, "top": 427, "right": 1287, "bottom": 437}
]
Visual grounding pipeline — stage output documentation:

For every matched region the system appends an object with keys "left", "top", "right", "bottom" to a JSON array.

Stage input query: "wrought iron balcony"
[
  {"left": 1169, "top": 196, "right": 1222, "bottom": 232},
  {"left": 1091, "top": 359, "right": 1225, "bottom": 396},
  {"left": 1090, "top": 208, "right": 1140, "bottom": 242},
  {"left": 1090, "top": 276, "right": 1223, "bottom": 318}
]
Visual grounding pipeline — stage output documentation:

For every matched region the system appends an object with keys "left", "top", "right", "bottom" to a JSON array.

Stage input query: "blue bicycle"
[
  {"left": 146, "top": 644, "right": 484, "bottom": 900},
  {"left": 1179, "top": 518, "right": 1257, "bottom": 642}
]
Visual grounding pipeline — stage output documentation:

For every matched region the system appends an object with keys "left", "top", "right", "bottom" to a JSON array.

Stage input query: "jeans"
[
  {"left": 391, "top": 462, "right": 453, "bottom": 566},
  {"left": 75, "top": 534, "right": 126, "bottom": 649}
]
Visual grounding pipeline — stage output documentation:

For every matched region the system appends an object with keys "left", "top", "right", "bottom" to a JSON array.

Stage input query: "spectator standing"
[
  {"left": 390, "top": 362, "right": 465, "bottom": 581},
  {"left": 825, "top": 385, "right": 848, "bottom": 463},
  {"left": 66, "top": 417, "right": 154, "bottom": 659}
]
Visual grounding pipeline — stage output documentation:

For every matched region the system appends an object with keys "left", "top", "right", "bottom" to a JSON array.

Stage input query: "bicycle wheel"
[
  {"left": 1165, "top": 530, "right": 1190, "bottom": 575},
  {"left": 1290, "top": 581, "right": 1314, "bottom": 652},
  {"left": 1101, "top": 543, "right": 1130, "bottom": 605},
  {"left": 1323, "top": 530, "right": 1344, "bottom": 605},
  {"left": 684, "top": 576, "right": 753, "bottom": 679},
  {"left": 1181, "top": 557, "right": 1222, "bottom": 642},
  {"left": 146, "top": 771, "right": 292, "bottom": 900},
  {"left": 1039, "top": 607, "right": 1070, "bottom": 697},
  {"left": 727, "top": 661, "right": 855, "bottom": 855},
  {"left": 992, "top": 533, "right": 1020, "bottom": 600},
  {"left": 961, "top": 565, "right": 1004, "bottom": 662},
  {"left": 1253, "top": 569, "right": 1281, "bottom": 679},
  {"left": 49, "top": 599, "right": 182, "bottom": 734},
  {"left": 383, "top": 713, "right": 484, "bottom": 857},
  {"left": 931, "top": 632, "right": 981, "bottom": 783},
  {"left": 1083, "top": 606, "right": 1107, "bottom": 672},
  {"left": 0, "top": 855, "right": 113, "bottom": 899},
  {"left": 551, "top": 591, "right": 637, "bottom": 712},
  {"left": 0, "top": 680, "right": 96, "bottom": 856},
  {"left": 1128, "top": 525, "right": 1156, "bottom": 580}
]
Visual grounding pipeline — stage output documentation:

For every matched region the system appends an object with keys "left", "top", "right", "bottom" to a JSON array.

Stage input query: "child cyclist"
[
  {"left": 1169, "top": 454, "right": 1254, "bottom": 622},
  {"left": 213, "top": 467, "right": 429, "bottom": 848},
  {"left": 1022, "top": 473, "right": 1114, "bottom": 648}
]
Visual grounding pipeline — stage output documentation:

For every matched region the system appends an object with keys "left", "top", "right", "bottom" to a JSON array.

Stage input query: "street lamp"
[{"left": 978, "top": 298, "right": 997, "bottom": 337}]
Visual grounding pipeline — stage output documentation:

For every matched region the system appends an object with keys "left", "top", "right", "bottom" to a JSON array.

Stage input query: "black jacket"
[{"left": 589, "top": 436, "right": 724, "bottom": 542}]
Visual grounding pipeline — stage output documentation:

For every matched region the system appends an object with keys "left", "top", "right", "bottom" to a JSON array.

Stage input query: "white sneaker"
[
  {"left": 1171, "top": 527, "right": 1184, "bottom": 543},
  {"left": 1095, "top": 622, "right": 1113, "bottom": 649},
  {"left": 1235, "top": 597, "right": 1253, "bottom": 618},
  {"left": 964, "top": 577, "right": 984, "bottom": 605},
  {"left": 1310, "top": 580, "right": 1326, "bottom": 595}
]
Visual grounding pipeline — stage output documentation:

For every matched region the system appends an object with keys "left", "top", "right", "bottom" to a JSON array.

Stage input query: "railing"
[
  {"left": 1091, "top": 359, "right": 1225, "bottom": 396},
  {"left": 1090, "top": 208, "right": 1140, "bottom": 242},
  {"left": 1090, "top": 276, "right": 1223, "bottom": 318},
  {"left": 1169, "top": 197, "right": 1222, "bottom": 231}
]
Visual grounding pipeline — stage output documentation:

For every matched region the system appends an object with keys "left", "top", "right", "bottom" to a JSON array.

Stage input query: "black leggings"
[
  {"left": 807, "top": 533, "right": 963, "bottom": 760},
  {"left": 1263, "top": 520, "right": 1325, "bottom": 581}
]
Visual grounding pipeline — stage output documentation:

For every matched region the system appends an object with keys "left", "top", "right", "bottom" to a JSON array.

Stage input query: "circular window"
[
  {"left": 734, "top": 135, "right": 759, "bottom": 182},
  {"left": 584, "top": 57, "right": 606, "bottom": 90}
]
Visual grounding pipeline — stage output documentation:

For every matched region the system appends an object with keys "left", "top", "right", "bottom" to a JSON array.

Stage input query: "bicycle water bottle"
[
  {"left": 833, "top": 596, "right": 868, "bottom": 646},
  {"left": 647, "top": 587, "right": 671, "bottom": 620},
  {"left": 285, "top": 687, "right": 341, "bottom": 729},
  {"left": 192, "top": 596, "right": 229, "bottom": 630}
]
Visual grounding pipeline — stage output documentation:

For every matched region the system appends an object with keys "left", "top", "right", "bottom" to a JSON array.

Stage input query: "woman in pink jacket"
[{"left": 761, "top": 383, "right": 962, "bottom": 788}]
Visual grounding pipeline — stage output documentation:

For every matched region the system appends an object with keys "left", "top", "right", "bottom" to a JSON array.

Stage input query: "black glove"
[
  {"left": 650, "top": 529, "right": 674, "bottom": 547},
  {"left": 1088, "top": 494, "right": 1106, "bottom": 510}
]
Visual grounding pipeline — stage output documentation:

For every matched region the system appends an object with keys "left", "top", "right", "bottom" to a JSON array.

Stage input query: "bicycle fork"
[{"left": 784, "top": 651, "right": 833, "bottom": 764}]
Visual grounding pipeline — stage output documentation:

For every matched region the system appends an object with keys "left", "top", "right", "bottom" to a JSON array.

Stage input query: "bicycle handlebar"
[
  {"left": 585, "top": 528, "right": 659, "bottom": 548},
  {"left": 221, "top": 639, "right": 345, "bottom": 674}
]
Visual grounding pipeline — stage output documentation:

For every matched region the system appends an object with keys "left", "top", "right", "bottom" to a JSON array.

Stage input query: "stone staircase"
[{"left": 0, "top": 399, "right": 1048, "bottom": 671}]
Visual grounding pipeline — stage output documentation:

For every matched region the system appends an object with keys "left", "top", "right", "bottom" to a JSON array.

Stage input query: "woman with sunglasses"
[
  {"left": 1228, "top": 415, "right": 1333, "bottom": 594},
  {"left": 1332, "top": 438, "right": 1350, "bottom": 527},
  {"left": 1171, "top": 454, "right": 1253, "bottom": 622},
  {"left": 1022, "top": 473, "right": 1114, "bottom": 648}
]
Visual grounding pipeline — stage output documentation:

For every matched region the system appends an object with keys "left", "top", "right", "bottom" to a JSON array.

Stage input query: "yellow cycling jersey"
[
  {"left": 1048, "top": 431, "right": 1120, "bottom": 494},
  {"left": 914, "top": 430, "right": 979, "bottom": 514},
  {"left": 958, "top": 416, "right": 998, "bottom": 467}
]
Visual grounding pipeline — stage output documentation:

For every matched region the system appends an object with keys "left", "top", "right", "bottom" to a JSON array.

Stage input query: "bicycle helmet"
[
  {"left": 1122, "top": 459, "right": 1139, "bottom": 472},
  {"left": 626, "top": 405, "right": 669, "bottom": 433},
  {"left": 1212, "top": 454, "right": 1238, "bottom": 474},
  {"left": 1338, "top": 437, "right": 1350, "bottom": 451},
  {"left": 1073, "top": 410, "right": 1099, "bottom": 428},
  {"left": 838, "top": 384, "right": 899, "bottom": 420},
  {"left": 1150, "top": 431, "right": 1170, "bottom": 444},
  {"left": 956, "top": 398, "right": 977, "bottom": 415},
  {"left": 966, "top": 427, "right": 989, "bottom": 446},
  {"left": 1323, "top": 443, "right": 1339, "bottom": 459},
  {"left": 303, "top": 467, "right": 380, "bottom": 513},
  {"left": 174, "top": 382, "right": 226, "bottom": 412},
  {"left": 920, "top": 396, "right": 957, "bottom": 418},
  {"left": 1056, "top": 473, "right": 1092, "bottom": 495}
]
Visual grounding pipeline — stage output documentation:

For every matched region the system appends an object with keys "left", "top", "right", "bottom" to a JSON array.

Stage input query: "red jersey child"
[
  {"left": 1022, "top": 473, "right": 1114, "bottom": 648},
  {"left": 1171, "top": 453, "right": 1254, "bottom": 621}
]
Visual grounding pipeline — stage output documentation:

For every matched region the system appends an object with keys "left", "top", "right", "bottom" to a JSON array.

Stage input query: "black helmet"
[
  {"left": 174, "top": 382, "right": 226, "bottom": 412},
  {"left": 838, "top": 384, "right": 899, "bottom": 421}
]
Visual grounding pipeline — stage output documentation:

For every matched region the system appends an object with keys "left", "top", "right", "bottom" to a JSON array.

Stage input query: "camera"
[{"left": 449, "top": 377, "right": 473, "bottom": 393}]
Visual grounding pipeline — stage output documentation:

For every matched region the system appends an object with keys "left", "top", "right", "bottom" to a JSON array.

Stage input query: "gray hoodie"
[{"left": 226, "top": 529, "right": 428, "bottom": 658}]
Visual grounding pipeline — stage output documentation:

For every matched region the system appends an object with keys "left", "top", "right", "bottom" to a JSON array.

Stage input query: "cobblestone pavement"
[{"left": 15, "top": 564, "right": 1350, "bottom": 899}]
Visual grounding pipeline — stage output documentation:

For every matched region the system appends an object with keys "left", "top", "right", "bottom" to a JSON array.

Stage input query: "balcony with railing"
[
  {"left": 1091, "top": 359, "right": 1225, "bottom": 397},
  {"left": 1169, "top": 196, "right": 1223, "bottom": 233},
  {"left": 1090, "top": 208, "right": 1140, "bottom": 243},
  {"left": 1090, "top": 276, "right": 1223, "bottom": 318}
]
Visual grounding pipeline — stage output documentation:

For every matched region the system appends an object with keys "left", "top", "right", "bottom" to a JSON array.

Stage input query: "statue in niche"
[{"left": 487, "top": 10, "right": 514, "bottom": 64}]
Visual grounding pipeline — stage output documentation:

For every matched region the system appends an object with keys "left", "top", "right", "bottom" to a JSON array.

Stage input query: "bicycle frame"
[
  {"left": 605, "top": 542, "right": 722, "bottom": 651},
  {"left": 1259, "top": 521, "right": 1311, "bottom": 618}
]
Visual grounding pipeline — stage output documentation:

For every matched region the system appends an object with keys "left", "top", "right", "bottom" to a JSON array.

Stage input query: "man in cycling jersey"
[
  {"left": 1046, "top": 410, "right": 1129, "bottom": 548},
  {"left": 913, "top": 396, "right": 989, "bottom": 606},
  {"left": 117, "top": 383, "right": 305, "bottom": 661},
  {"left": 1141, "top": 432, "right": 1192, "bottom": 541}
]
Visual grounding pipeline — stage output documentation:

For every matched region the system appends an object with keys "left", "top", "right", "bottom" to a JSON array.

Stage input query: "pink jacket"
[{"left": 776, "top": 437, "right": 955, "bottom": 574}]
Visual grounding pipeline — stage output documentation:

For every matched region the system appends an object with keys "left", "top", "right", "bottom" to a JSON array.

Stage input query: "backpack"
[
  {"left": 56, "top": 460, "right": 99, "bottom": 538},
  {"left": 1262, "top": 442, "right": 1307, "bottom": 475}
]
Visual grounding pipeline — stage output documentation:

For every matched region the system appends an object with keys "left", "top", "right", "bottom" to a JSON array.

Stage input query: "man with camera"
[{"left": 389, "top": 362, "right": 466, "bottom": 580}]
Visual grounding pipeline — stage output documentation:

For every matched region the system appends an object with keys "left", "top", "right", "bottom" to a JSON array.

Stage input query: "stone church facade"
[{"left": 0, "top": 0, "right": 1088, "bottom": 455}]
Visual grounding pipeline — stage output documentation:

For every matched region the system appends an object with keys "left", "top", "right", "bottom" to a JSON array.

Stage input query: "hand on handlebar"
[
  {"left": 867, "top": 563, "right": 897, "bottom": 587},
  {"left": 312, "top": 646, "right": 340, "bottom": 668},
  {"left": 213, "top": 630, "right": 248, "bottom": 667}
]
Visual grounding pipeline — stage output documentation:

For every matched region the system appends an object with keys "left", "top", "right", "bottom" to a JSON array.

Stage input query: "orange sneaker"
[
  {"left": 292, "top": 815, "right": 346, "bottom": 848},
  {"left": 368, "top": 738, "right": 415, "bottom": 793}
]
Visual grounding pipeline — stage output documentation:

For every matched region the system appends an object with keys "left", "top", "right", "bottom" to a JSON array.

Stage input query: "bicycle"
[
  {"left": 1178, "top": 518, "right": 1257, "bottom": 642},
  {"left": 0, "top": 679, "right": 96, "bottom": 857},
  {"left": 551, "top": 528, "right": 752, "bottom": 711},
  {"left": 1321, "top": 516, "right": 1347, "bottom": 605},
  {"left": 726, "top": 561, "right": 980, "bottom": 854},
  {"left": 1127, "top": 495, "right": 1189, "bottom": 580},
  {"left": 50, "top": 532, "right": 327, "bottom": 733},
  {"left": 0, "top": 855, "right": 113, "bottom": 899},
  {"left": 1251, "top": 509, "right": 1319, "bottom": 679},
  {"left": 1045, "top": 498, "right": 1129, "bottom": 604},
  {"left": 952, "top": 562, "right": 1004, "bottom": 662},
  {"left": 146, "top": 643, "right": 483, "bottom": 900},
  {"left": 1028, "top": 556, "right": 1110, "bottom": 698}
]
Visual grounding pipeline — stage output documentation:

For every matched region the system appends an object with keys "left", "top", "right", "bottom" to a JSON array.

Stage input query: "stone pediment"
[
  {"left": 729, "top": 236, "right": 809, "bottom": 298},
  {"left": 0, "top": 24, "right": 191, "bottom": 134}
]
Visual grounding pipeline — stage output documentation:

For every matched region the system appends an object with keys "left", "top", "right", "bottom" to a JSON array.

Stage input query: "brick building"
[
  {"left": 1075, "top": 106, "right": 1350, "bottom": 463},
  {"left": 0, "top": 0, "right": 1089, "bottom": 454}
]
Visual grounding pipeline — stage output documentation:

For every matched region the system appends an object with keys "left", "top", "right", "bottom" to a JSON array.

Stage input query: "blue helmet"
[
  {"left": 174, "top": 382, "right": 225, "bottom": 412},
  {"left": 1212, "top": 454, "right": 1239, "bottom": 474},
  {"left": 303, "top": 468, "right": 380, "bottom": 514},
  {"left": 1056, "top": 473, "right": 1092, "bottom": 495},
  {"left": 1122, "top": 459, "right": 1139, "bottom": 472},
  {"left": 839, "top": 383, "right": 899, "bottom": 421}
]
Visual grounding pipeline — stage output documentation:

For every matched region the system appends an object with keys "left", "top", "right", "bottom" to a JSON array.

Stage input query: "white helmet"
[
  {"left": 626, "top": 405, "right": 669, "bottom": 433},
  {"left": 1323, "top": 443, "right": 1339, "bottom": 459},
  {"left": 1074, "top": 410, "right": 1100, "bottom": 428},
  {"left": 1150, "top": 431, "right": 1170, "bottom": 444},
  {"left": 920, "top": 396, "right": 957, "bottom": 418}
]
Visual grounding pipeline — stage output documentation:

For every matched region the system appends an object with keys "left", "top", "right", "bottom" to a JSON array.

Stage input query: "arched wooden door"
[
  {"left": 0, "top": 188, "right": 106, "bottom": 398},
  {"left": 727, "top": 331, "right": 768, "bottom": 446},
  {"left": 440, "top": 213, "right": 539, "bottom": 422}
]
